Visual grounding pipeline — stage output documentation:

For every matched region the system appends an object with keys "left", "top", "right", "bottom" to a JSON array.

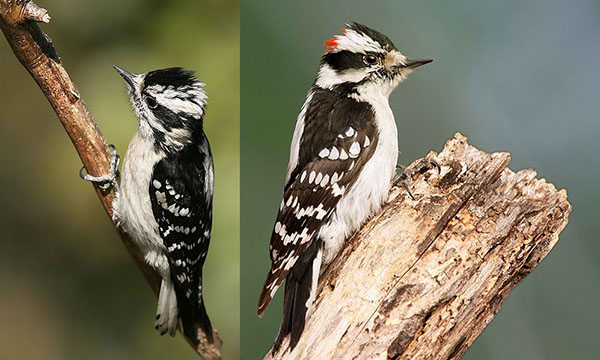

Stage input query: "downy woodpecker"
[
  {"left": 257, "top": 23, "right": 432, "bottom": 350},
  {"left": 81, "top": 66, "right": 214, "bottom": 344}
]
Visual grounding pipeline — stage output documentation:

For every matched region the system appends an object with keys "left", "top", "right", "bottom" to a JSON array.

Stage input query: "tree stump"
[{"left": 265, "top": 133, "right": 571, "bottom": 360}]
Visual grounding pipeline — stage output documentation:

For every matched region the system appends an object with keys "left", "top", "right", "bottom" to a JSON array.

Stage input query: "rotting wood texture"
[{"left": 266, "top": 133, "right": 571, "bottom": 360}]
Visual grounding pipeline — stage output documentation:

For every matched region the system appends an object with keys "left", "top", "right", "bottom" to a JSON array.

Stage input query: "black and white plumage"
[
  {"left": 257, "top": 23, "right": 432, "bottom": 350},
  {"left": 97, "top": 66, "right": 214, "bottom": 344}
]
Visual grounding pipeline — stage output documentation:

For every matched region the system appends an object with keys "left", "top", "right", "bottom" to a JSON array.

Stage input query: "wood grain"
[{"left": 266, "top": 133, "right": 571, "bottom": 360}]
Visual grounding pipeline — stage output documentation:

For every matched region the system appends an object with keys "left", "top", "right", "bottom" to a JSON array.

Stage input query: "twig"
[
  {"left": 0, "top": 1, "right": 222, "bottom": 358},
  {"left": 265, "top": 133, "right": 571, "bottom": 360}
]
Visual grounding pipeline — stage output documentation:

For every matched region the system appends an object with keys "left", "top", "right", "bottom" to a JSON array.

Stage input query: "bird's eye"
[
  {"left": 363, "top": 54, "right": 379, "bottom": 66},
  {"left": 145, "top": 97, "right": 158, "bottom": 109}
]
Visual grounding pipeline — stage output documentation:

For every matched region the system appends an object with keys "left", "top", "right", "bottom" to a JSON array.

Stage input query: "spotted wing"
[
  {"left": 149, "top": 147, "right": 213, "bottom": 300},
  {"left": 258, "top": 91, "right": 378, "bottom": 315}
]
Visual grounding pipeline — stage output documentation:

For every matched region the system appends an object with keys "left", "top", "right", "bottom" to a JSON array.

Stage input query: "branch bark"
[
  {"left": 265, "top": 133, "right": 571, "bottom": 360},
  {"left": 0, "top": 1, "right": 221, "bottom": 358}
]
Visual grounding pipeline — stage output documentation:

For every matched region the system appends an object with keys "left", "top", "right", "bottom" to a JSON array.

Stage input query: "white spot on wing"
[
  {"left": 329, "top": 147, "right": 339, "bottom": 160},
  {"left": 331, "top": 172, "right": 339, "bottom": 184},
  {"left": 349, "top": 142, "right": 361, "bottom": 157},
  {"left": 319, "top": 148, "right": 329, "bottom": 158},
  {"left": 315, "top": 203, "right": 328, "bottom": 220},
  {"left": 315, "top": 172, "right": 323, "bottom": 184},
  {"left": 168, "top": 203, "right": 178, "bottom": 214},
  {"left": 332, "top": 183, "right": 345, "bottom": 197},
  {"left": 155, "top": 191, "right": 167, "bottom": 205},
  {"left": 339, "top": 149, "right": 348, "bottom": 160}
]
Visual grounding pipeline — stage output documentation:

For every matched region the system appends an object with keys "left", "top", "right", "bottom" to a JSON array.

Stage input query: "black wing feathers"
[
  {"left": 149, "top": 142, "right": 213, "bottom": 342},
  {"left": 290, "top": 87, "right": 374, "bottom": 182},
  {"left": 258, "top": 87, "right": 378, "bottom": 315}
]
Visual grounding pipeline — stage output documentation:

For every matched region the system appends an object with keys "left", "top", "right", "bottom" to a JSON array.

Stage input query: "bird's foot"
[
  {"left": 79, "top": 144, "right": 120, "bottom": 191},
  {"left": 393, "top": 157, "right": 440, "bottom": 200}
]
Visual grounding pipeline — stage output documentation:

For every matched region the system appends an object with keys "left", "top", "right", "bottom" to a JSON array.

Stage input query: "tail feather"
[
  {"left": 181, "top": 294, "right": 213, "bottom": 345},
  {"left": 155, "top": 278, "right": 179, "bottom": 337},
  {"left": 257, "top": 269, "right": 284, "bottom": 318},
  {"left": 273, "top": 240, "right": 322, "bottom": 352},
  {"left": 174, "top": 277, "right": 214, "bottom": 345}
]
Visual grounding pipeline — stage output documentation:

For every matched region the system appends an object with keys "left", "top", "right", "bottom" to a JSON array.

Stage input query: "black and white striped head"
[
  {"left": 114, "top": 66, "right": 207, "bottom": 153},
  {"left": 317, "top": 23, "right": 432, "bottom": 96}
]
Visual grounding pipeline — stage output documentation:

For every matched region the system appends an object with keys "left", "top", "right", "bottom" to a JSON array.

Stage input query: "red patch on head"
[
  {"left": 325, "top": 29, "right": 346, "bottom": 51},
  {"left": 324, "top": 36, "right": 339, "bottom": 51},
  {"left": 324, "top": 28, "right": 349, "bottom": 52}
]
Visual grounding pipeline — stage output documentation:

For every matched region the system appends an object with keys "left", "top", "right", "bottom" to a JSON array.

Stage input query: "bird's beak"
[
  {"left": 113, "top": 65, "right": 138, "bottom": 89},
  {"left": 403, "top": 58, "right": 433, "bottom": 69}
]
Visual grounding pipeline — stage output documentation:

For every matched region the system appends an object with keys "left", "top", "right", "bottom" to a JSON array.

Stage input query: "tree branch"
[
  {"left": 0, "top": 1, "right": 222, "bottom": 358},
  {"left": 265, "top": 133, "right": 571, "bottom": 360}
]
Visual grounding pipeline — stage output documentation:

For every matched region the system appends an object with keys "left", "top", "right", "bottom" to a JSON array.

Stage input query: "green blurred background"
[
  {"left": 241, "top": 0, "right": 600, "bottom": 359},
  {"left": 0, "top": 0, "right": 239, "bottom": 359}
]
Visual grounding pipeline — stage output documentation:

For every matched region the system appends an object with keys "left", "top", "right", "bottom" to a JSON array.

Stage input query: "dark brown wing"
[{"left": 258, "top": 88, "right": 378, "bottom": 315}]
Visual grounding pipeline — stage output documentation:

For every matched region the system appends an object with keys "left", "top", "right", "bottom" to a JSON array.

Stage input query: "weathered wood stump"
[{"left": 266, "top": 133, "right": 571, "bottom": 360}]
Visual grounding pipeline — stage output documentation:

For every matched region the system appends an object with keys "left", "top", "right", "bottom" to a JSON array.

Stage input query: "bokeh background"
[
  {"left": 0, "top": 0, "right": 239, "bottom": 359},
  {"left": 241, "top": 0, "right": 600, "bottom": 359}
]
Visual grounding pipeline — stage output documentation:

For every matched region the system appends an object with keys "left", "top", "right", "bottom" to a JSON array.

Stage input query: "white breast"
[
  {"left": 113, "top": 131, "right": 169, "bottom": 275},
  {"left": 319, "top": 87, "right": 398, "bottom": 265}
]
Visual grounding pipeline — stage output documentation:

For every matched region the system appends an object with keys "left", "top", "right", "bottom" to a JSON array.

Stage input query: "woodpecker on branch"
[{"left": 81, "top": 66, "right": 215, "bottom": 345}]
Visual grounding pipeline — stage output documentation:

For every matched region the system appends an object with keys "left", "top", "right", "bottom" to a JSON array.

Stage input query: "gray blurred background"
[
  {"left": 0, "top": 0, "right": 239, "bottom": 359},
  {"left": 241, "top": 0, "right": 600, "bottom": 359}
]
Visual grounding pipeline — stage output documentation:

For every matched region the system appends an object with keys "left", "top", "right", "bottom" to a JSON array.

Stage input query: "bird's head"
[
  {"left": 113, "top": 66, "right": 207, "bottom": 153},
  {"left": 317, "top": 23, "right": 432, "bottom": 97}
]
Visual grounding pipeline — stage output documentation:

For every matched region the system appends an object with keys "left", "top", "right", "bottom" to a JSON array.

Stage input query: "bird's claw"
[
  {"left": 394, "top": 157, "right": 441, "bottom": 200},
  {"left": 79, "top": 144, "right": 120, "bottom": 191},
  {"left": 416, "top": 157, "right": 441, "bottom": 175}
]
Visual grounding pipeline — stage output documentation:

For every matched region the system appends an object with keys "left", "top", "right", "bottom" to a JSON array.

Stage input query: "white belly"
[
  {"left": 319, "top": 94, "right": 398, "bottom": 265},
  {"left": 113, "top": 132, "right": 169, "bottom": 276}
]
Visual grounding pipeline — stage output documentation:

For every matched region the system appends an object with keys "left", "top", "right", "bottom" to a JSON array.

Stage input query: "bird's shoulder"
[{"left": 289, "top": 86, "right": 377, "bottom": 187}]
